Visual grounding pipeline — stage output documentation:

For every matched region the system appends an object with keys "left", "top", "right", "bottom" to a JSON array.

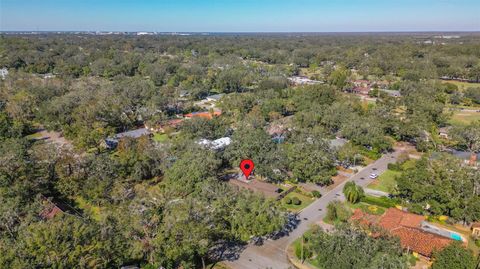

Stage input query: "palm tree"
[{"left": 343, "top": 181, "right": 364, "bottom": 203}]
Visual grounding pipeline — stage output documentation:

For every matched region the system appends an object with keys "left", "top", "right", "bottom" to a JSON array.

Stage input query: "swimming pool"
[{"left": 450, "top": 232, "right": 462, "bottom": 241}]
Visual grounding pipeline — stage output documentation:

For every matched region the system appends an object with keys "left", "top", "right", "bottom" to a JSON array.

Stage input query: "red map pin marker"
[{"left": 240, "top": 159, "right": 254, "bottom": 180}]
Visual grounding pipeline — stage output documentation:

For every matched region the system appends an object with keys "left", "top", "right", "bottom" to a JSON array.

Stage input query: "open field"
[
  {"left": 441, "top": 80, "right": 480, "bottom": 91},
  {"left": 448, "top": 109, "right": 480, "bottom": 126}
]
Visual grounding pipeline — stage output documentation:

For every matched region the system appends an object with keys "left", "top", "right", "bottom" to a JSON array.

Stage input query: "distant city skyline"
[{"left": 1, "top": 0, "right": 479, "bottom": 32}]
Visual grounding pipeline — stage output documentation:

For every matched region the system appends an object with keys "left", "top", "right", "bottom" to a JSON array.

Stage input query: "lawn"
[
  {"left": 367, "top": 170, "right": 401, "bottom": 193},
  {"left": 153, "top": 133, "right": 169, "bottom": 142},
  {"left": 25, "top": 132, "right": 43, "bottom": 140},
  {"left": 281, "top": 191, "right": 314, "bottom": 212},
  {"left": 442, "top": 80, "right": 480, "bottom": 91},
  {"left": 448, "top": 110, "right": 480, "bottom": 126},
  {"left": 347, "top": 201, "right": 386, "bottom": 216}
]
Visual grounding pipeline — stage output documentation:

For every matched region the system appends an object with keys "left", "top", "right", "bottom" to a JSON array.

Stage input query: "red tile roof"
[
  {"left": 350, "top": 208, "right": 453, "bottom": 257},
  {"left": 390, "top": 227, "right": 452, "bottom": 257},
  {"left": 351, "top": 208, "right": 380, "bottom": 226},
  {"left": 184, "top": 111, "right": 221, "bottom": 119},
  {"left": 379, "top": 208, "right": 425, "bottom": 230},
  {"left": 40, "top": 203, "right": 64, "bottom": 219}
]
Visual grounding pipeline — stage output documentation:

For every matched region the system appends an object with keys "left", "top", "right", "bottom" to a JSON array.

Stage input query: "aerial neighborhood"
[{"left": 1, "top": 14, "right": 480, "bottom": 269}]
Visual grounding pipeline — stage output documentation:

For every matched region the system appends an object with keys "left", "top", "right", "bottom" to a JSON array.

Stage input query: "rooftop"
[
  {"left": 206, "top": 93, "right": 225, "bottom": 101},
  {"left": 114, "top": 128, "right": 151, "bottom": 139},
  {"left": 351, "top": 208, "right": 453, "bottom": 257}
]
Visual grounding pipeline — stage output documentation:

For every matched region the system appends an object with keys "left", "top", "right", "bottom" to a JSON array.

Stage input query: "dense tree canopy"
[{"left": 1, "top": 32, "right": 480, "bottom": 268}]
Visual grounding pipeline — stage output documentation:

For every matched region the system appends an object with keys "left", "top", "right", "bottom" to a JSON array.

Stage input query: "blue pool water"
[{"left": 450, "top": 233, "right": 462, "bottom": 241}]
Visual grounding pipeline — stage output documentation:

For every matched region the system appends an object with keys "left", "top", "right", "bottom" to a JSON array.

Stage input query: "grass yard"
[
  {"left": 281, "top": 191, "right": 314, "bottom": 212},
  {"left": 25, "top": 132, "right": 43, "bottom": 140},
  {"left": 368, "top": 170, "right": 400, "bottom": 193},
  {"left": 442, "top": 80, "right": 480, "bottom": 91},
  {"left": 153, "top": 133, "right": 169, "bottom": 142},
  {"left": 347, "top": 201, "right": 386, "bottom": 216},
  {"left": 448, "top": 110, "right": 480, "bottom": 126}
]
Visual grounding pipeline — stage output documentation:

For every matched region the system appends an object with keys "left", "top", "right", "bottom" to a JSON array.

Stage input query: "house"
[
  {"left": 379, "top": 89, "right": 401, "bottom": 97},
  {"left": 206, "top": 94, "right": 225, "bottom": 102},
  {"left": 146, "top": 119, "right": 183, "bottom": 133},
  {"left": 184, "top": 110, "right": 221, "bottom": 120},
  {"left": 329, "top": 138, "right": 347, "bottom": 149},
  {"left": 350, "top": 80, "right": 372, "bottom": 95},
  {"left": 0, "top": 68, "right": 8, "bottom": 80},
  {"left": 105, "top": 128, "right": 152, "bottom": 149},
  {"left": 288, "top": 76, "right": 324, "bottom": 86},
  {"left": 197, "top": 137, "right": 231, "bottom": 151},
  {"left": 373, "top": 80, "right": 390, "bottom": 90},
  {"left": 39, "top": 196, "right": 75, "bottom": 220},
  {"left": 449, "top": 150, "right": 479, "bottom": 166},
  {"left": 40, "top": 201, "right": 65, "bottom": 219},
  {"left": 179, "top": 90, "right": 190, "bottom": 98},
  {"left": 438, "top": 127, "right": 451, "bottom": 139},
  {"left": 351, "top": 208, "right": 456, "bottom": 258},
  {"left": 471, "top": 223, "right": 480, "bottom": 238},
  {"left": 43, "top": 73, "right": 55, "bottom": 79},
  {"left": 353, "top": 79, "right": 371, "bottom": 88}
]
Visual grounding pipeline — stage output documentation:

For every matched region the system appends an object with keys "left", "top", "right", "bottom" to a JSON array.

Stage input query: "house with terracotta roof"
[
  {"left": 39, "top": 196, "right": 77, "bottom": 220},
  {"left": 146, "top": 119, "right": 184, "bottom": 133},
  {"left": 184, "top": 110, "right": 221, "bottom": 120},
  {"left": 351, "top": 208, "right": 456, "bottom": 258}
]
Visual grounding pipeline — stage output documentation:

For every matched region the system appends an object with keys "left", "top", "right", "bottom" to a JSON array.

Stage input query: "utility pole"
[{"left": 301, "top": 235, "right": 304, "bottom": 263}]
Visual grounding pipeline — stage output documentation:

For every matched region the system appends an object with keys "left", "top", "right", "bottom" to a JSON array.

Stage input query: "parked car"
[
  {"left": 251, "top": 236, "right": 263, "bottom": 246},
  {"left": 369, "top": 173, "right": 378, "bottom": 179}
]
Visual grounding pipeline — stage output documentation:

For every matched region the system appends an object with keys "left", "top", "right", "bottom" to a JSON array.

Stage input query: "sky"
[{"left": 1, "top": 0, "right": 479, "bottom": 32}]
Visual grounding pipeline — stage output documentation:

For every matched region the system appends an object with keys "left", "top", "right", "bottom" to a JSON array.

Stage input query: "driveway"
[{"left": 225, "top": 149, "right": 401, "bottom": 269}]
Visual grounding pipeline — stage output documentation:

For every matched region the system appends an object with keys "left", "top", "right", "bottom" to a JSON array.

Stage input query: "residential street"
[{"left": 225, "top": 149, "right": 402, "bottom": 269}]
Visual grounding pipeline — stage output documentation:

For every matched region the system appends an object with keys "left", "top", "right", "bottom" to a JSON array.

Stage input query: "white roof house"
[
  {"left": 288, "top": 76, "right": 324, "bottom": 86},
  {"left": 0, "top": 68, "right": 8, "bottom": 80},
  {"left": 206, "top": 94, "right": 225, "bottom": 102},
  {"left": 197, "top": 137, "right": 231, "bottom": 151}
]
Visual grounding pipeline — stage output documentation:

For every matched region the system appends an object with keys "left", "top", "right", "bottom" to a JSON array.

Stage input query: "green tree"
[
  {"left": 431, "top": 243, "right": 476, "bottom": 269},
  {"left": 225, "top": 126, "right": 285, "bottom": 180},
  {"left": 343, "top": 181, "right": 365, "bottom": 204},
  {"left": 452, "top": 121, "right": 480, "bottom": 158},
  {"left": 300, "top": 224, "right": 408, "bottom": 269},
  {"left": 326, "top": 201, "right": 352, "bottom": 223}
]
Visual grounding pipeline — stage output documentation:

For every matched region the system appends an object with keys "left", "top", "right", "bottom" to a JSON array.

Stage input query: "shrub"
[
  {"left": 292, "top": 197, "right": 301, "bottom": 205},
  {"left": 285, "top": 198, "right": 292, "bottom": 204},
  {"left": 312, "top": 190, "right": 322, "bottom": 198},
  {"left": 326, "top": 201, "right": 352, "bottom": 223},
  {"left": 387, "top": 163, "right": 401, "bottom": 171}
]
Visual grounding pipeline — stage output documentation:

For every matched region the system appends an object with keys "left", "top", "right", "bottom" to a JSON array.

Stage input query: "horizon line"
[{"left": 2, "top": 30, "right": 480, "bottom": 34}]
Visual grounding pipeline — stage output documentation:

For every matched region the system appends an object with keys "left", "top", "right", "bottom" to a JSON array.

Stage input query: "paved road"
[{"left": 225, "top": 149, "right": 401, "bottom": 269}]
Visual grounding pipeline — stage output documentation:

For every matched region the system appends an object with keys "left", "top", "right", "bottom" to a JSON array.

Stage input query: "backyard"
[{"left": 448, "top": 109, "right": 480, "bottom": 126}]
